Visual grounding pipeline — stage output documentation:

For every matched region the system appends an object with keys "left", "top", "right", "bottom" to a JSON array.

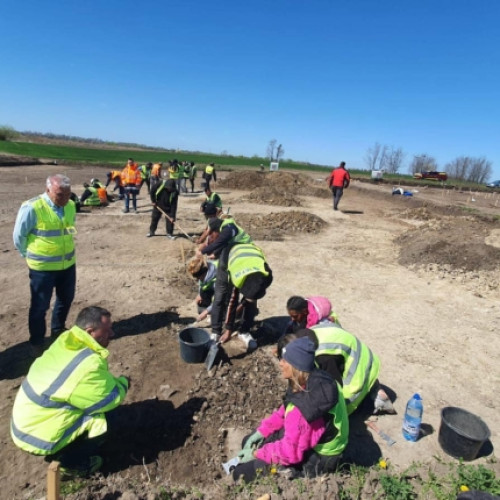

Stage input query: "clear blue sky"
[{"left": 1, "top": 0, "right": 500, "bottom": 179}]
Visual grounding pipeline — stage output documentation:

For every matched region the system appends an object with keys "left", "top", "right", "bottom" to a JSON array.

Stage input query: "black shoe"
[{"left": 146, "top": 232, "right": 155, "bottom": 237}]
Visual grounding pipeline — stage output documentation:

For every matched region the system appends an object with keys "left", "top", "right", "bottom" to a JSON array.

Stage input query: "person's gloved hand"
[
  {"left": 243, "top": 431, "right": 264, "bottom": 450},
  {"left": 237, "top": 448, "right": 255, "bottom": 464}
]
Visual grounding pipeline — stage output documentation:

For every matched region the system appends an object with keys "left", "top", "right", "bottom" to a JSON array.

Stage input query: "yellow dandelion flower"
[
  {"left": 379, "top": 459, "right": 387, "bottom": 469},
  {"left": 460, "top": 485, "right": 469, "bottom": 492},
  {"left": 270, "top": 466, "right": 277, "bottom": 475}
]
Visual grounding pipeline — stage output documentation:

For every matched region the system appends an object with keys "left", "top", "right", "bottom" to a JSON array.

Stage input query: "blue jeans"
[
  {"left": 124, "top": 186, "right": 139, "bottom": 211},
  {"left": 28, "top": 265, "right": 76, "bottom": 345}
]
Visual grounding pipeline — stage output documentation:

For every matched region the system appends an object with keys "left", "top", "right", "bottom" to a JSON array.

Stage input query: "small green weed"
[{"left": 379, "top": 472, "right": 416, "bottom": 499}]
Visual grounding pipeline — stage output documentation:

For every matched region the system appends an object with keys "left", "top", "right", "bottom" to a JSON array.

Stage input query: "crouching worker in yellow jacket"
[{"left": 11, "top": 306, "right": 129, "bottom": 478}]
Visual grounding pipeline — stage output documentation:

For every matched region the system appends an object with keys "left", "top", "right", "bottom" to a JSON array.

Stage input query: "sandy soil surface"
[{"left": 0, "top": 164, "right": 499, "bottom": 499}]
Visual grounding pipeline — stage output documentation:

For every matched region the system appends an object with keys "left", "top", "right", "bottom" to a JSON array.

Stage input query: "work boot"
[
  {"left": 238, "top": 332, "right": 257, "bottom": 352},
  {"left": 59, "top": 455, "right": 103, "bottom": 479},
  {"left": 373, "top": 393, "right": 396, "bottom": 415},
  {"left": 122, "top": 208, "right": 129, "bottom": 213}
]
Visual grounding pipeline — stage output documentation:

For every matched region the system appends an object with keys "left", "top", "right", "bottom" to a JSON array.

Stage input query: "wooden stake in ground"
[{"left": 47, "top": 461, "right": 61, "bottom": 500}]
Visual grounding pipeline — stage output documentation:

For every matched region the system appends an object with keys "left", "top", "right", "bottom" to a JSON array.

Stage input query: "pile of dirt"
[
  {"left": 0, "top": 154, "right": 43, "bottom": 166},
  {"left": 220, "top": 170, "right": 330, "bottom": 207},
  {"left": 235, "top": 211, "right": 328, "bottom": 241},
  {"left": 396, "top": 216, "right": 500, "bottom": 273}
]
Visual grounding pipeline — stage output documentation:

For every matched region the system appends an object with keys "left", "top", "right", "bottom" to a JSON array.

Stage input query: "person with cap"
[
  {"left": 200, "top": 185, "right": 222, "bottom": 216},
  {"left": 326, "top": 161, "right": 350, "bottom": 211},
  {"left": 195, "top": 216, "right": 252, "bottom": 341},
  {"left": 120, "top": 158, "right": 142, "bottom": 213},
  {"left": 147, "top": 178, "right": 179, "bottom": 239},
  {"left": 13, "top": 174, "right": 77, "bottom": 357},
  {"left": 284, "top": 295, "right": 340, "bottom": 335},
  {"left": 105, "top": 170, "right": 124, "bottom": 200},
  {"left": 202, "top": 162, "right": 217, "bottom": 190},
  {"left": 231, "top": 337, "right": 349, "bottom": 482},
  {"left": 10, "top": 306, "right": 129, "bottom": 478},
  {"left": 294, "top": 326, "right": 396, "bottom": 415},
  {"left": 187, "top": 256, "right": 218, "bottom": 322},
  {"left": 220, "top": 242, "right": 273, "bottom": 351}
]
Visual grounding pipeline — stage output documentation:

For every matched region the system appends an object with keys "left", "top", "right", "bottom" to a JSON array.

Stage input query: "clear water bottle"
[{"left": 402, "top": 393, "right": 423, "bottom": 442}]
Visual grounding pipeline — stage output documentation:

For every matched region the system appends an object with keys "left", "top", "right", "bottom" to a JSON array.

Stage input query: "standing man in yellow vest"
[
  {"left": 13, "top": 174, "right": 77, "bottom": 357},
  {"left": 203, "top": 162, "right": 217, "bottom": 190},
  {"left": 11, "top": 306, "right": 129, "bottom": 478}
]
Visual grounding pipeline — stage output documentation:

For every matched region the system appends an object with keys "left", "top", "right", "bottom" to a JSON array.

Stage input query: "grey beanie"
[{"left": 282, "top": 337, "right": 316, "bottom": 372}]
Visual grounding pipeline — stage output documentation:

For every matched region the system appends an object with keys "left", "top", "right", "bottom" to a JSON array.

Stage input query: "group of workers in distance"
[{"left": 10, "top": 162, "right": 397, "bottom": 484}]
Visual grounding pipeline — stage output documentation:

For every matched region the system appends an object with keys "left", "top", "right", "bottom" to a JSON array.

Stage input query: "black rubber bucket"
[
  {"left": 438, "top": 407, "right": 490, "bottom": 461},
  {"left": 178, "top": 327, "right": 211, "bottom": 363}
]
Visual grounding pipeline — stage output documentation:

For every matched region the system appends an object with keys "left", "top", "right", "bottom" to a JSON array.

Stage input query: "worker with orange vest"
[
  {"left": 105, "top": 170, "right": 124, "bottom": 200},
  {"left": 121, "top": 158, "right": 142, "bottom": 213},
  {"left": 326, "top": 161, "right": 350, "bottom": 211}
]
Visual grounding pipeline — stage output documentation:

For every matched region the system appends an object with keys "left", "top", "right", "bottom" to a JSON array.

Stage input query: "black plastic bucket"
[
  {"left": 438, "top": 407, "right": 490, "bottom": 461},
  {"left": 178, "top": 327, "right": 211, "bottom": 363}
]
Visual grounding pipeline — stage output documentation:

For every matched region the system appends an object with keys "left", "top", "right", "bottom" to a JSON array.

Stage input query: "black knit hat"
[{"left": 282, "top": 337, "right": 316, "bottom": 372}]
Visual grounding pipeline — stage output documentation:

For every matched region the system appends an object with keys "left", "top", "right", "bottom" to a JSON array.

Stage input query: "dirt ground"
[{"left": 0, "top": 164, "right": 499, "bottom": 499}]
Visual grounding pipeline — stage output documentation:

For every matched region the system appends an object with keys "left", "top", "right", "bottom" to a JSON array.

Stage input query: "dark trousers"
[
  {"left": 124, "top": 186, "right": 139, "bottom": 210},
  {"left": 203, "top": 175, "right": 212, "bottom": 190},
  {"left": 332, "top": 186, "right": 344, "bottom": 210},
  {"left": 28, "top": 265, "right": 76, "bottom": 346},
  {"left": 210, "top": 246, "right": 231, "bottom": 334},
  {"left": 150, "top": 206, "right": 174, "bottom": 236},
  {"left": 189, "top": 178, "right": 195, "bottom": 193}
]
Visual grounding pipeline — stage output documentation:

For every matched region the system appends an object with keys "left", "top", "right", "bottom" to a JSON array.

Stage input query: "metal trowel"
[{"left": 205, "top": 340, "right": 220, "bottom": 371}]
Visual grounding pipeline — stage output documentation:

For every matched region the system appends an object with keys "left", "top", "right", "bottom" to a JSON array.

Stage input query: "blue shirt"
[{"left": 13, "top": 193, "right": 65, "bottom": 258}]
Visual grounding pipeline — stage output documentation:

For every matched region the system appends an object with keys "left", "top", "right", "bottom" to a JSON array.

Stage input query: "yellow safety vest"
[
  {"left": 205, "top": 165, "right": 214, "bottom": 175},
  {"left": 11, "top": 326, "right": 128, "bottom": 456},
  {"left": 220, "top": 218, "right": 252, "bottom": 246},
  {"left": 25, "top": 196, "right": 76, "bottom": 271},
  {"left": 83, "top": 187, "right": 101, "bottom": 206},
  {"left": 228, "top": 243, "right": 269, "bottom": 289},
  {"left": 312, "top": 325, "right": 380, "bottom": 414}
]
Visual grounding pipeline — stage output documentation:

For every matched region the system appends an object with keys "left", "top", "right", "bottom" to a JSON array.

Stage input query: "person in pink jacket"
[
  {"left": 284, "top": 295, "right": 340, "bottom": 335},
  {"left": 232, "top": 337, "right": 348, "bottom": 482}
]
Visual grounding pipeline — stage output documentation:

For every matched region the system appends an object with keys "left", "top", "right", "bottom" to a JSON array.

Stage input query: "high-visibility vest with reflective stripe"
[
  {"left": 228, "top": 243, "right": 269, "bottom": 289},
  {"left": 312, "top": 325, "right": 380, "bottom": 414},
  {"left": 83, "top": 187, "right": 101, "bottom": 206},
  {"left": 205, "top": 165, "right": 214, "bottom": 175},
  {"left": 169, "top": 165, "right": 180, "bottom": 179},
  {"left": 206, "top": 192, "right": 222, "bottom": 209},
  {"left": 284, "top": 384, "right": 348, "bottom": 457},
  {"left": 25, "top": 196, "right": 76, "bottom": 271},
  {"left": 220, "top": 218, "right": 252, "bottom": 246},
  {"left": 10, "top": 326, "right": 128, "bottom": 456}
]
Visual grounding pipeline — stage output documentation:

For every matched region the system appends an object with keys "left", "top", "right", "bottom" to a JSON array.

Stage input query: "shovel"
[{"left": 205, "top": 340, "right": 220, "bottom": 371}]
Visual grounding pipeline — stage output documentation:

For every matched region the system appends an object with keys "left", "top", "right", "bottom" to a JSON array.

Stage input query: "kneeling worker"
[{"left": 10, "top": 306, "right": 130, "bottom": 478}]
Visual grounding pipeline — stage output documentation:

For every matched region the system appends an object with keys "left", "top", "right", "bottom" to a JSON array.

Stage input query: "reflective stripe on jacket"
[
  {"left": 312, "top": 324, "right": 380, "bottom": 414},
  {"left": 228, "top": 243, "right": 269, "bottom": 289},
  {"left": 284, "top": 382, "right": 348, "bottom": 457},
  {"left": 83, "top": 187, "right": 101, "bottom": 206},
  {"left": 11, "top": 326, "right": 128, "bottom": 456},
  {"left": 220, "top": 218, "right": 252, "bottom": 246},
  {"left": 121, "top": 165, "right": 141, "bottom": 186},
  {"left": 25, "top": 196, "right": 76, "bottom": 271}
]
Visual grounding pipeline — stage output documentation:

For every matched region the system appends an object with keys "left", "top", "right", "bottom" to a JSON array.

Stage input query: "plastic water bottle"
[{"left": 402, "top": 393, "right": 423, "bottom": 442}]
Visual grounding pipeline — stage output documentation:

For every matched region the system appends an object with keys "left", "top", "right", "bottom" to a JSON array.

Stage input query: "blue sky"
[{"left": 1, "top": 1, "right": 499, "bottom": 179}]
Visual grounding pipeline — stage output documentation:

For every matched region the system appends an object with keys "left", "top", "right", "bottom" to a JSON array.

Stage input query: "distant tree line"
[{"left": 365, "top": 142, "right": 493, "bottom": 182}]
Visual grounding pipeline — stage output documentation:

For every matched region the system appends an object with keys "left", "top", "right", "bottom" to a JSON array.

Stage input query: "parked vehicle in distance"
[
  {"left": 413, "top": 171, "right": 448, "bottom": 181},
  {"left": 486, "top": 180, "right": 500, "bottom": 188}
]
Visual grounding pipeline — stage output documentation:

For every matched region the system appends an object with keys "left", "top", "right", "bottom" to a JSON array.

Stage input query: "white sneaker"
[
  {"left": 238, "top": 332, "right": 257, "bottom": 352},
  {"left": 210, "top": 333, "right": 220, "bottom": 342},
  {"left": 373, "top": 394, "right": 396, "bottom": 415}
]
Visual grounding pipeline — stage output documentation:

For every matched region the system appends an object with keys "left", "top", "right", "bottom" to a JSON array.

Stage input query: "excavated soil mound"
[
  {"left": 234, "top": 210, "right": 328, "bottom": 241},
  {"left": 0, "top": 154, "right": 43, "bottom": 166},
  {"left": 220, "top": 170, "right": 330, "bottom": 207}
]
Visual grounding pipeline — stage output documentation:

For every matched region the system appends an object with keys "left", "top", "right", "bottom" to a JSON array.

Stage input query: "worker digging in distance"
[
  {"left": 196, "top": 216, "right": 253, "bottom": 342},
  {"left": 231, "top": 336, "right": 348, "bottom": 482},
  {"left": 105, "top": 170, "right": 124, "bottom": 200},
  {"left": 219, "top": 242, "right": 273, "bottom": 351},
  {"left": 284, "top": 295, "right": 340, "bottom": 334},
  {"left": 147, "top": 178, "right": 179, "bottom": 239},
  {"left": 293, "top": 326, "right": 396, "bottom": 416},
  {"left": 80, "top": 179, "right": 108, "bottom": 207},
  {"left": 121, "top": 158, "right": 142, "bottom": 213},
  {"left": 13, "top": 174, "right": 77, "bottom": 358},
  {"left": 200, "top": 185, "right": 222, "bottom": 216},
  {"left": 10, "top": 306, "right": 130, "bottom": 479},
  {"left": 187, "top": 256, "right": 218, "bottom": 323}
]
